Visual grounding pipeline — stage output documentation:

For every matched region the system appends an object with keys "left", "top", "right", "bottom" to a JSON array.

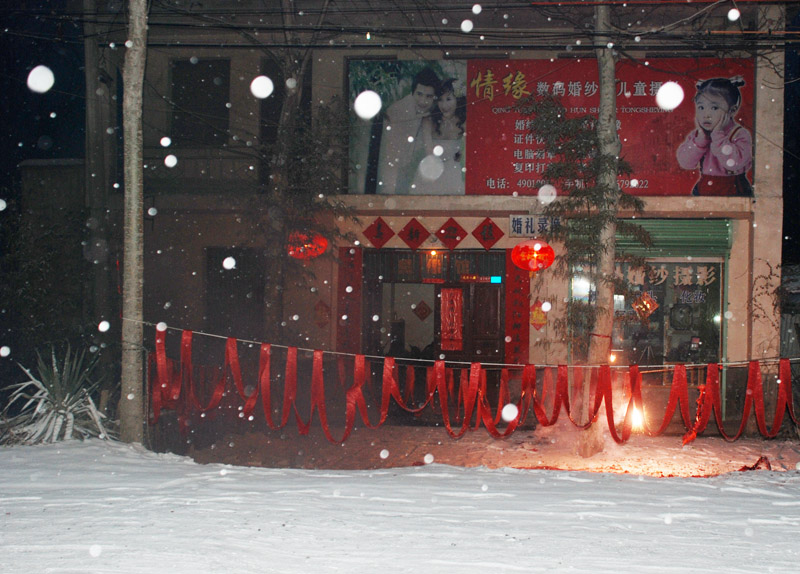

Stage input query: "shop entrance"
[{"left": 362, "top": 249, "right": 506, "bottom": 363}]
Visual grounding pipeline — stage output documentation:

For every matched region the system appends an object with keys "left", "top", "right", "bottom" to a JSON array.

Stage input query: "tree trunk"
[
  {"left": 262, "top": 0, "right": 323, "bottom": 343},
  {"left": 119, "top": 0, "right": 148, "bottom": 444},
  {"left": 578, "top": 4, "right": 621, "bottom": 457},
  {"left": 262, "top": 52, "right": 301, "bottom": 343}
]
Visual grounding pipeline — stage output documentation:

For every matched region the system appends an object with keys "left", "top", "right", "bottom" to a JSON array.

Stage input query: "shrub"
[{"left": 1, "top": 345, "right": 111, "bottom": 444}]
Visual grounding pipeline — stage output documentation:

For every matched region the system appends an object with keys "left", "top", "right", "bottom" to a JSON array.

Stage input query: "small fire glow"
[{"left": 631, "top": 407, "right": 644, "bottom": 430}]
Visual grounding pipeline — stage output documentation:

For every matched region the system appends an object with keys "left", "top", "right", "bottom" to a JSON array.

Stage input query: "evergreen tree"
[{"left": 516, "top": 5, "right": 650, "bottom": 456}]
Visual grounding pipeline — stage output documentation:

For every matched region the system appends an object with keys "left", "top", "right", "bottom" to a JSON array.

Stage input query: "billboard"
[{"left": 348, "top": 58, "right": 754, "bottom": 197}]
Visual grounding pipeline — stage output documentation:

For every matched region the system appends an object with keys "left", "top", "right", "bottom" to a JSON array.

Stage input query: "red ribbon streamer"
[{"left": 149, "top": 327, "right": 799, "bottom": 445}]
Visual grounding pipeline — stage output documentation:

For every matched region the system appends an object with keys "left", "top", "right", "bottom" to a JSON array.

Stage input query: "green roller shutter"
[{"left": 616, "top": 219, "right": 732, "bottom": 257}]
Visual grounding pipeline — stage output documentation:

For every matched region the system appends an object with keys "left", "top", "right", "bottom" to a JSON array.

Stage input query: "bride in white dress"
[{"left": 411, "top": 79, "right": 466, "bottom": 195}]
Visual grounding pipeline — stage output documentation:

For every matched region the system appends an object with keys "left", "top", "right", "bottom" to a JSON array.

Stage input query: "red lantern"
[
  {"left": 511, "top": 239, "right": 555, "bottom": 272},
  {"left": 287, "top": 231, "right": 328, "bottom": 260}
]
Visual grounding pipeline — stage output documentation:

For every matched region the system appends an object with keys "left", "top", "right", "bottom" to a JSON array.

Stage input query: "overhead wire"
[
  {"left": 4, "top": 2, "right": 800, "bottom": 166},
  {"left": 4, "top": 1, "right": 800, "bottom": 50}
]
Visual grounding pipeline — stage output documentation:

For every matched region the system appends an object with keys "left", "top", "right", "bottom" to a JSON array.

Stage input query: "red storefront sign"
[{"left": 465, "top": 57, "right": 754, "bottom": 197}]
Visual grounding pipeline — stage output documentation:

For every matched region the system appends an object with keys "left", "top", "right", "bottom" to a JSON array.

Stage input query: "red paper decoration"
[
  {"left": 472, "top": 217, "right": 504, "bottom": 250},
  {"left": 151, "top": 327, "right": 799, "bottom": 444},
  {"left": 363, "top": 217, "right": 395, "bottom": 248},
  {"left": 632, "top": 291, "right": 659, "bottom": 320},
  {"left": 287, "top": 231, "right": 328, "bottom": 259},
  {"left": 398, "top": 218, "right": 430, "bottom": 250},
  {"left": 412, "top": 300, "right": 432, "bottom": 321},
  {"left": 530, "top": 299, "right": 547, "bottom": 331},
  {"left": 436, "top": 217, "right": 467, "bottom": 250},
  {"left": 440, "top": 288, "right": 464, "bottom": 351},
  {"left": 511, "top": 239, "right": 555, "bottom": 272},
  {"left": 504, "top": 249, "right": 530, "bottom": 365}
]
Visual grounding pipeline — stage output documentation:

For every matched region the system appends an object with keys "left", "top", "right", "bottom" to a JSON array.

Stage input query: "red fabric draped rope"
[{"left": 148, "top": 328, "right": 799, "bottom": 444}]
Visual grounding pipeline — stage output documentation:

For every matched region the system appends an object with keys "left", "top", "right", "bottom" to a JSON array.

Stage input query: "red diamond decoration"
[
  {"left": 362, "top": 217, "right": 395, "bottom": 249},
  {"left": 412, "top": 300, "right": 432, "bottom": 321},
  {"left": 472, "top": 217, "right": 504, "bottom": 250},
  {"left": 398, "top": 218, "right": 430, "bottom": 250},
  {"left": 436, "top": 217, "right": 467, "bottom": 250}
]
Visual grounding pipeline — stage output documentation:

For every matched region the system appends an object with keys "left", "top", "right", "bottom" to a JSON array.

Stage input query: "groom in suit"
[{"left": 377, "top": 67, "right": 441, "bottom": 195}]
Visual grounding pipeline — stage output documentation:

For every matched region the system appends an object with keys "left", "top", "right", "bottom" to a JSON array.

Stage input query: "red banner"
[
  {"left": 504, "top": 248, "right": 530, "bottom": 364},
  {"left": 336, "top": 246, "right": 362, "bottom": 353},
  {"left": 440, "top": 287, "right": 464, "bottom": 351}
]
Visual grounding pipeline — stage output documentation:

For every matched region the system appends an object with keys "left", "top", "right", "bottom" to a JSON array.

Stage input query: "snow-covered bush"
[{"left": 1, "top": 346, "right": 111, "bottom": 444}]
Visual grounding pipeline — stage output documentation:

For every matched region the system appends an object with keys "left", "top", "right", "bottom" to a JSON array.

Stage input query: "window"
[
  {"left": 611, "top": 260, "right": 723, "bottom": 366},
  {"left": 171, "top": 59, "right": 230, "bottom": 146},
  {"left": 205, "top": 247, "right": 265, "bottom": 340}
]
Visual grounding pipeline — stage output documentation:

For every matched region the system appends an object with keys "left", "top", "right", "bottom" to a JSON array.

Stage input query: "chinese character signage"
[
  {"left": 363, "top": 217, "right": 395, "bottom": 248},
  {"left": 509, "top": 214, "right": 561, "bottom": 237},
  {"left": 349, "top": 58, "right": 753, "bottom": 197},
  {"left": 472, "top": 217, "right": 504, "bottom": 249},
  {"left": 505, "top": 249, "right": 530, "bottom": 364},
  {"left": 398, "top": 218, "right": 430, "bottom": 250},
  {"left": 613, "top": 261, "right": 722, "bottom": 364}
]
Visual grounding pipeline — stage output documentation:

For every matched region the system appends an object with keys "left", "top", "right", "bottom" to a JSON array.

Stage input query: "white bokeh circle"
[
  {"left": 27, "top": 65, "right": 55, "bottom": 93},
  {"left": 655, "top": 81, "right": 684, "bottom": 111},
  {"left": 417, "top": 155, "right": 445, "bottom": 181},
  {"left": 353, "top": 90, "right": 382, "bottom": 120},
  {"left": 250, "top": 75, "right": 275, "bottom": 99}
]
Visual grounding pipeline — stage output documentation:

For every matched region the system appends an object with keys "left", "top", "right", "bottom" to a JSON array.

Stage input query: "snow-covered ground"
[{"left": 1, "top": 439, "right": 799, "bottom": 573}]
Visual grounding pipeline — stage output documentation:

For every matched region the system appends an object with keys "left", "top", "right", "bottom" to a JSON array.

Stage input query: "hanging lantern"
[
  {"left": 287, "top": 231, "right": 328, "bottom": 260},
  {"left": 632, "top": 291, "right": 659, "bottom": 320},
  {"left": 511, "top": 239, "right": 555, "bottom": 272}
]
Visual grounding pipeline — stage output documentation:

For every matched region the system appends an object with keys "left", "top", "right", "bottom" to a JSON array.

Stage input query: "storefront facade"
[
  {"left": 82, "top": 2, "right": 785, "bottom": 375},
  {"left": 323, "top": 207, "right": 763, "bottom": 371}
]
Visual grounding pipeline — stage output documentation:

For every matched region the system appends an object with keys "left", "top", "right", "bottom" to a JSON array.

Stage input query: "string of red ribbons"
[{"left": 149, "top": 328, "right": 798, "bottom": 444}]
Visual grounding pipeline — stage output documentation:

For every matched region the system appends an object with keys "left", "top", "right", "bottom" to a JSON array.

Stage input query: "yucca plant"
[{"left": 1, "top": 345, "right": 111, "bottom": 444}]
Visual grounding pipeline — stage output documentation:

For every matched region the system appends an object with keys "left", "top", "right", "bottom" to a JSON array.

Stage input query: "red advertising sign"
[
  {"left": 465, "top": 58, "right": 754, "bottom": 196},
  {"left": 348, "top": 58, "right": 754, "bottom": 197}
]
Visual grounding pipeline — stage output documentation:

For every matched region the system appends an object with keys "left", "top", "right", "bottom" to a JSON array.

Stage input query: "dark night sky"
[
  {"left": 0, "top": 2, "right": 85, "bottom": 188},
  {"left": 781, "top": 10, "right": 800, "bottom": 266}
]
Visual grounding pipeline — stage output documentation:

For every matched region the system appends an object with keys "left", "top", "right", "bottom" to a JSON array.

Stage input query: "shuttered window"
[{"left": 616, "top": 219, "right": 732, "bottom": 257}]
